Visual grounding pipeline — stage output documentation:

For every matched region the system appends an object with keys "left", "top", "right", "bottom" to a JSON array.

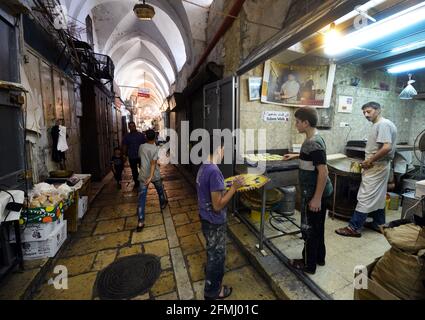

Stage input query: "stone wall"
[{"left": 238, "top": 61, "right": 425, "bottom": 156}]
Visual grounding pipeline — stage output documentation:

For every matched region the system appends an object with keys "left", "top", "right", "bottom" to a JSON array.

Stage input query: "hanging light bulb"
[
  {"left": 324, "top": 23, "right": 342, "bottom": 55},
  {"left": 133, "top": 0, "right": 155, "bottom": 21}
]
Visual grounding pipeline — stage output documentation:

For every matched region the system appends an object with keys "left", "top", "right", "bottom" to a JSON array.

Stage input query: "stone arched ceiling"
[{"left": 62, "top": 0, "right": 213, "bottom": 123}]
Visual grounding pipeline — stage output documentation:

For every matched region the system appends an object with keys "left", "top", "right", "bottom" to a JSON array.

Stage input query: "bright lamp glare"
[
  {"left": 325, "top": 2, "right": 425, "bottom": 56},
  {"left": 387, "top": 58, "right": 425, "bottom": 73}
]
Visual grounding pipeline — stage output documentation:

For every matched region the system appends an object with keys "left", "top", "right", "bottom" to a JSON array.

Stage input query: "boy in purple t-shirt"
[{"left": 196, "top": 137, "right": 244, "bottom": 300}]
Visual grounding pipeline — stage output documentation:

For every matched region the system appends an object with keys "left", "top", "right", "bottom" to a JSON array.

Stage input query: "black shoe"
[
  {"left": 364, "top": 222, "right": 382, "bottom": 233},
  {"left": 161, "top": 200, "right": 168, "bottom": 210},
  {"left": 317, "top": 261, "right": 325, "bottom": 266},
  {"left": 290, "top": 259, "right": 316, "bottom": 275}
]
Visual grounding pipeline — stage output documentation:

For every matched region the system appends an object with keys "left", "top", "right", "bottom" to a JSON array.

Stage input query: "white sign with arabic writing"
[{"left": 262, "top": 111, "right": 290, "bottom": 122}]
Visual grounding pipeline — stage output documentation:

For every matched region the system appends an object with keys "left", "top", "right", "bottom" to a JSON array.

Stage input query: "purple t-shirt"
[{"left": 196, "top": 164, "right": 226, "bottom": 225}]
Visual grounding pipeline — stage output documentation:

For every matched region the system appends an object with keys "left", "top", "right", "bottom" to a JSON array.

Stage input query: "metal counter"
[{"left": 234, "top": 160, "right": 300, "bottom": 252}]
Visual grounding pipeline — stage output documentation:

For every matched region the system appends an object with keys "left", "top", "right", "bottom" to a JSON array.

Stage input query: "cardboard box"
[
  {"left": 22, "top": 220, "right": 67, "bottom": 260},
  {"left": 78, "top": 196, "right": 88, "bottom": 219},
  {"left": 10, "top": 214, "right": 64, "bottom": 243},
  {"left": 354, "top": 258, "right": 400, "bottom": 300}
]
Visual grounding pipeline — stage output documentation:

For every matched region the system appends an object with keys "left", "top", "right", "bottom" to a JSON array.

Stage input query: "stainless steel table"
[{"left": 234, "top": 160, "right": 300, "bottom": 253}]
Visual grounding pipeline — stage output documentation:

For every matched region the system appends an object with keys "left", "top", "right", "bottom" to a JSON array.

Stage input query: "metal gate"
[{"left": 203, "top": 77, "right": 237, "bottom": 178}]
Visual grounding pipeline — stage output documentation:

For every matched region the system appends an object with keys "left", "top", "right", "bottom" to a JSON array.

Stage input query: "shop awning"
[{"left": 236, "top": 0, "right": 370, "bottom": 75}]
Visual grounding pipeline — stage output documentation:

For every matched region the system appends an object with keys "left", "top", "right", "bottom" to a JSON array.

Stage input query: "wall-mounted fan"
[{"left": 413, "top": 129, "right": 425, "bottom": 178}]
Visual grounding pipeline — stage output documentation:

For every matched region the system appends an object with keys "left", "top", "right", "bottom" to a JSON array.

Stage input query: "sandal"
[
  {"left": 335, "top": 226, "right": 361, "bottom": 238},
  {"left": 204, "top": 285, "right": 233, "bottom": 300}
]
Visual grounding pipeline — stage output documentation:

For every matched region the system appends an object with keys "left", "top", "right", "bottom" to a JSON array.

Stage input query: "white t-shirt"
[
  {"left": 365, "top": 117, "right": 397, "bottom": 162},
  {"left": 138, "top": 143, "right": 161, "bottom": 182}
]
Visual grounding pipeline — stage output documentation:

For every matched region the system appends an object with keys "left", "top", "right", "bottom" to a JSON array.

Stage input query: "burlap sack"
[
  {"left": 371, "top": 248, "right": 425, "bottom": 300},
  {"left": 383, "top": 224, "right": 425, "bottom": 254}
]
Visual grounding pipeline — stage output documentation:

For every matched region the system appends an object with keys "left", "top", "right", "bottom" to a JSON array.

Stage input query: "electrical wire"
[{"left": 402, "top": 195, "right": 425, "bottom": 219}]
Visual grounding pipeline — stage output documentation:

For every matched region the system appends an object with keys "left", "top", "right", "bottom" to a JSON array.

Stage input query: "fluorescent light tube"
[
  {"left": 387, "top": 58, "right": 425, "bottom": 73},
  {"left": 325, "top": 2, "right": 425, "bottom": 56},
  {"left": 391, "top": 40, "right": 425, "bottom": 53}
]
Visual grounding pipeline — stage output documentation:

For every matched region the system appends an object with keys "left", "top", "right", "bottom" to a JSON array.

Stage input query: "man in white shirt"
[
  {"left": 280, "top": 73, "right": 300, "bottom": 102},
  {"left": 336, "top": 102, "right": 397, "bottom": 237}
]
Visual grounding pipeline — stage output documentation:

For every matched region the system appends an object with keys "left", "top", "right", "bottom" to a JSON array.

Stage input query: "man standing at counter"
[
  {"left": 336, "top": 102, "right": 397, "bottom": 237},
  {"left": 283, "top": 107, "right": 333, "bottom": 274}
]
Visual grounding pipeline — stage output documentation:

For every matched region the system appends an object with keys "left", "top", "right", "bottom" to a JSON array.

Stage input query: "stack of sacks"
[{"left": 371, "top": 221, "right": 425, "bottom": 300}]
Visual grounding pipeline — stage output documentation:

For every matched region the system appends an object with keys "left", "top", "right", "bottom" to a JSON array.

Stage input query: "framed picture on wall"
[
  {"left": 248, "top": 77, "right": 262, "bottom": 101},
  {"left": 261, "top": 60, "right": 336, "bottom": 108}
]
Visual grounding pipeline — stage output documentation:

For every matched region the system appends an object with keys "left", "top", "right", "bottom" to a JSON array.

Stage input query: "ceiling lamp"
[
  {"left": 387, "top": 57, "right": 425, "bottom": 74},
  {"left": 133, "top": 0, "right": 155, "bottom": 21}
]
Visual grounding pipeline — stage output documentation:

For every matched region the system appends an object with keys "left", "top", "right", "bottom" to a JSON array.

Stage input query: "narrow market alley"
[
  {"left": 28, "top": 165, "right": 276, "bottom": 300},
  {"left": 1, "top": 0, "right": 425, "bottom": 304}
]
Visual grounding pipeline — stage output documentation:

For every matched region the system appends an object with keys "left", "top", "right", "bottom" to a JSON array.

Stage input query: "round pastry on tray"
[{"left": 224, "top": 174, "right": 270, "bottom": 192}]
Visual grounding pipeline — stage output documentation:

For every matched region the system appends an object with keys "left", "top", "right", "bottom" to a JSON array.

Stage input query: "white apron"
[{"left": 355, "top": 161, "right": 391, "bottom": 214}]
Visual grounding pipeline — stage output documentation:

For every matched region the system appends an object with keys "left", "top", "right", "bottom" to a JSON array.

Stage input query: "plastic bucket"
[{"left": 387, "top": 192, "right": 400, "bottom": 210}]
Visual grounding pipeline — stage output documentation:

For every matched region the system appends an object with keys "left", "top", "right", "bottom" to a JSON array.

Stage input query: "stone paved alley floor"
[{"left": 31, "top": 165, "right": 277, "bottom": 300}]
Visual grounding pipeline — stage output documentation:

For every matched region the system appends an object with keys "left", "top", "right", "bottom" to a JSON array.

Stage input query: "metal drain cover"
[{"left": 95, "top": 254, "right": 161, "bottom": 300}]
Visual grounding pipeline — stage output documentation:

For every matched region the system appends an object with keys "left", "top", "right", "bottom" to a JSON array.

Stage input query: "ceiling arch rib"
[
  {"left": 99, "top": 8, "right": 185, "bottom": 73},
  {"left": 108, "top": 32, "right": 177, "bottom": 82},
  {"left": 118, "top": 76, "right": 166, "bottom": 104},
  {"left": 116, "top": 68, "right": 167, "bottom": 101},
  {"left": 68, "top": 0, "right": 192, "bottom": 72},
  {"left": 116, "top": 59, "right": 170, "bottom": 97},
  {"left": 111, "top": 39, "right": 175, "bottom": 85}
]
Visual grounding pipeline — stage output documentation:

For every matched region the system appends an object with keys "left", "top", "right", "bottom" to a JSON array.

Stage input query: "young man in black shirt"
[{"left": 283, "top": 107, "right": 333, "bottom": 274}]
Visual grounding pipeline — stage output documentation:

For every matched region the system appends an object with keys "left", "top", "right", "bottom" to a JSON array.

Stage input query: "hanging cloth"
[{"left": 57, "top": 125, "right": 69, "bottom": 152}]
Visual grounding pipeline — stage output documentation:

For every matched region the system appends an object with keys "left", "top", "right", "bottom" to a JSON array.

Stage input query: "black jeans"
[
  {"left": 128, "top": 158, "right": 141, "bottom": 185},
  {"left": 113, "top": 165, "right": 124, "bottom": 183},
  {"left": 300, "top": 196, "right": 329, "bottom": 272},
  {"left": 201, "top": 220, "right": 226, "bottom": 298}
]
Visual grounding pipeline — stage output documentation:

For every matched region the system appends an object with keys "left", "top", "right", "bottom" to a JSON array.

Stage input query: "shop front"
[{"left": 228, "top": 0, "right": 425, "bottom": 299}]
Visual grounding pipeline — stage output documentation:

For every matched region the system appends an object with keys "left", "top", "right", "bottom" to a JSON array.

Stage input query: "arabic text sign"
[{"left": 262, "top": 111, "right": 290, "bottom": 122}]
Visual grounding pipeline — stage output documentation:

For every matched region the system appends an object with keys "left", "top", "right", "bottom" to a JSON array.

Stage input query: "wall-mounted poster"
[
  {"left": 248, "top": 77, "right": 262, "bottom": 101},
  {"left": 261, "top": 60, "right": 336, "bottom": 108},
  {"left": 338, "top": 95, "right": 354, "bottom": 113}
]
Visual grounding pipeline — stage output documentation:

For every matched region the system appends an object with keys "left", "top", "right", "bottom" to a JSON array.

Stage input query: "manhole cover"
[{"left": 95, "top": 254, "right": 161, "bottom": 300}]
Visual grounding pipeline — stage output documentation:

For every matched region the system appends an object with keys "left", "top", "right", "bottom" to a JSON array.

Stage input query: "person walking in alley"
[
  {"left": 136, "top": 129, "right": 168, "bottom": 231},
  {"left": 283, "top": 107, "right": 333, "bottom": 274},
  {"left": 196, "top": 136, "right": 244, "bottom": 300},
  {"left": 111, "top": 147, "right": 125, "bottom": 189},
  {"left": 122, "top": 121, "right": 146, "bottom": 189},
  {"left": 335, "top": 102, "right": 397, "bottom": 237}
]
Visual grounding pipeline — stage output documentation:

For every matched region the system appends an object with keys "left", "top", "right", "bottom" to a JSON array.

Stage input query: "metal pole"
[{"left": 259, "top": 186, "right": 266, "bottom": 251}]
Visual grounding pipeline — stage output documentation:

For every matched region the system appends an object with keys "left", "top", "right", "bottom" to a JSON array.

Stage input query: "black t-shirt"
[
  {"left": 111, "top": 156, "right": 124, "bottom": 168},
  {"left": 298, "top": 134, "right": 332, "bottom": 198}
]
